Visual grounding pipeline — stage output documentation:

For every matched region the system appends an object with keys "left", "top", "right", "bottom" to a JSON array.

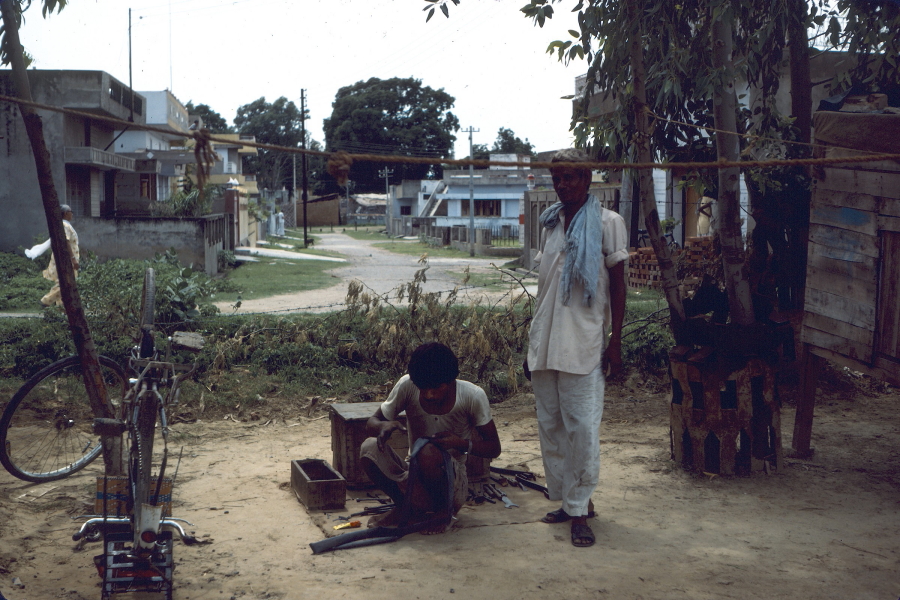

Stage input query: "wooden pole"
[
  {"left": 0, "top": 0, "right": 123, "bottom": 474},
  {"left": 791, "top": 343, "right": 821, "bottom": 458}
]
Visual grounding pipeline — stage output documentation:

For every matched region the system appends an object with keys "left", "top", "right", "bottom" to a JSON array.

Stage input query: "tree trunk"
[
  {"left": 1, "top": 0, "right": 123, "bottom": 474},
  {"left": 710, "top": 3, "right": 755, "bottom": 326},
  {"left": 627, "top": 0, "right": 686, "bottom": 341},
  {"left": 788, "top": 0, "right": 812, "bottom": 155}
]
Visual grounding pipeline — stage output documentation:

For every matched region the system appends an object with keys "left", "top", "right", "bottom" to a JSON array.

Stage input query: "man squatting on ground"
[
  {"left": 360, "top": 342, "right": 502, "bottom": 533},
  {"left": 527, "top": 148, "right": 628, "bottom": 548}
]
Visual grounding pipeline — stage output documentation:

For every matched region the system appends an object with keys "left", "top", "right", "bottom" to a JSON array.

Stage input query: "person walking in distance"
[{"left": 39, "top": 204, "right": 80, "bottom": 308}]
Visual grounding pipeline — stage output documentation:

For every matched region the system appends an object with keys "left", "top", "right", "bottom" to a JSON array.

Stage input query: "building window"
[
  {"left": 461, "top": 200, "right": 501, "bottom": 217},
  {"left": 400, "top": 206, "right": 412, "bottom": 216}
]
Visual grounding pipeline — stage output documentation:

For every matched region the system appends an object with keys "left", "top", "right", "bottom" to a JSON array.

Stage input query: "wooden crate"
[
  {"left": 95, "top": 476, "right": 172, "bottom": 517},
  {"left": 290, "top": 459, "right": 346, "bottom": 511},
  {"left": 330, "top": 402, "right": 408, "bottom": 489}
]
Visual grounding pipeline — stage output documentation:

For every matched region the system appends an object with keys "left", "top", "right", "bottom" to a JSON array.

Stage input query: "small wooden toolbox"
[{"left": 290, "top": 459, "right": 346, "bottom": 511}]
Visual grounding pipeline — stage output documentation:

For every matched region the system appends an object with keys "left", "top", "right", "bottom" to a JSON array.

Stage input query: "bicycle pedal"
[{"left": 93, "top": 418, "right": 127, "bottom": 436}]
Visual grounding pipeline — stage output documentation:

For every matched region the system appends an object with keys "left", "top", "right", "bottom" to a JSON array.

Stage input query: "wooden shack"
[{"left": 793, "top": 110, "right": 900, "bottom": 455}]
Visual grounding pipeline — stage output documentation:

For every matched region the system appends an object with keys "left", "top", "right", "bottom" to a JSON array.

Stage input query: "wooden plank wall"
[{"left": 802, "top": 151, "right": 900, "bottom": 378}]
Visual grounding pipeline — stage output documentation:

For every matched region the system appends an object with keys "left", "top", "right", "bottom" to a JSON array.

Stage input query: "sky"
[{"left": 17, "top": 0, "right": 587, "bottom": 160}]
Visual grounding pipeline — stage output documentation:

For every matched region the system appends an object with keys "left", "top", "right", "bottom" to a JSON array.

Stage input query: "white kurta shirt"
[{"left": 527, "top": 206, "right": 629, "bottom": 375}]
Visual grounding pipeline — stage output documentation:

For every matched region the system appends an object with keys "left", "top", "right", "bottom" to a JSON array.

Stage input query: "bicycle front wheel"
[
  {"left": 140, "top": 268, "right": 156, "bottom": 331},
  {"left": 0, "top": 356, "right": 126, "bottom": 482}
]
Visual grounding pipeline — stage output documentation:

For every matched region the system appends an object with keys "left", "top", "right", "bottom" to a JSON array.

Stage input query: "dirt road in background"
[{"left": 215, "top": 232, "right": 525, "bottom": 314}]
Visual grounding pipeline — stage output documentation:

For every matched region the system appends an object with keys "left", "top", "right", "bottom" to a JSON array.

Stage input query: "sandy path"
[
  {"left": 1, "top": 384, "right": 898, "bottom": 599},
  {"left": 216, "top": 233, "right": 524, "bottom": 314}
]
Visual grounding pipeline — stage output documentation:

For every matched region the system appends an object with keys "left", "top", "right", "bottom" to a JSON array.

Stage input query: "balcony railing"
[{"left": 64, "top": 147, "right": 135, "bottom": 171}]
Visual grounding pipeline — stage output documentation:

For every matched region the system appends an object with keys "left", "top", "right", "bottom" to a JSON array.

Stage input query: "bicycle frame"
[
  {"left": 74, "top": 338, "right": 200, "bottom": 550},
  {"left": 125, "top": 342, "right": 197, "bottom": 552}
]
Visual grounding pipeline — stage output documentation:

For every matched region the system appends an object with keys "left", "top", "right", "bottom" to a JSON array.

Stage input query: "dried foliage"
[{"left": 203, "top": 257, "right": 533, "bottom": 401}]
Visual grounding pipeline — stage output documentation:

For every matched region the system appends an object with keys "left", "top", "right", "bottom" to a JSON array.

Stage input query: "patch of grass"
[
  {"left": 623, "top": 287, "right": 674, "bottom": 372},
  {"left": 260, "top": 239, "right": 341, "bottom": 258},
  {"left": 214, "top": 259, "right": 341, "bottom": 303},
  {"left": 371, "top": 240, "right": 475, "bottom": 259}
]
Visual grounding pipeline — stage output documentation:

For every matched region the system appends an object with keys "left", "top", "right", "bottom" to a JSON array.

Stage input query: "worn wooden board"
[
  {"left": 809, "top": 203, "right": 877, "bottom": 237},
  {"left": 811, "top": 186, "right": 879, "bottom": 213},
  {"left": 804, "top": 287, "right": 876, "bottom": 331},
  {"left": 810, "top": 345, "right": 900, "bottom": 386},
  {"left": 802, "top": 311, "right": 874, "bottom": 348},
  {"left": 816, "top": 167, "right": 900, "bottom": 199},
  {"left": 879, "top": 214, "right": 900, "bottom": 233},
  {"left": 822, "top": 146, "right": 900, "bottom": 174},
  {"left": 807, "top": 243, "right": 877, "bottom": 276},
  {"left": 881, "top": 198, "right": 900, "bottom": 218},
  {"left": 808, "top": 223, "right": 879, "bottom": 259},
  {"left": 805, "top": 264, "right": 877, "bottom": 305},
  {"left": 801, "top": 325, "right": 873, "bottom": 364}
]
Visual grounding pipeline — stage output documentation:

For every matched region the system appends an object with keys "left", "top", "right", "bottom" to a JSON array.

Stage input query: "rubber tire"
[
  {"left": 140, "top": 268, "right": 156, "bottom": 332},
  {"left": 129, "top": 392, "right": 158, "bottom": 522},
  {"left": 0, "top": 355, "right": 126, "bottom": 482}
]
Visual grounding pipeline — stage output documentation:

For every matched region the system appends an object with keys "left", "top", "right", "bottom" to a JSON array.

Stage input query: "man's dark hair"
[{"left": 408, "top": 342, "right": 459, "bottom": 390}]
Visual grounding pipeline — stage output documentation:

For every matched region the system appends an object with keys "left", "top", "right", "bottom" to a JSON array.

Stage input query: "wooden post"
[
  {"left": 1, "top": 0, "right": 122, "bottom": 474},
  {"left": 791, "top": 343, "right": 822, "bottom": 458}
]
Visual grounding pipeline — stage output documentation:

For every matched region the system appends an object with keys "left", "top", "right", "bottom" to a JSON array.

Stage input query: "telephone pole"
[
  {"left": 462, "top": 126, "right": 479, "bottom": 257},
  {"left": 379, "top": 167, "right": 393, "bottom": 229},
  {"left": 300, "top": 89, "right": 310, "bottom": 248}
]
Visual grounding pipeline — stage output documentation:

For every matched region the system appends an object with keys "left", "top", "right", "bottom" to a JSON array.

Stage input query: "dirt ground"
[
  {"left": 0, "top": 369, "right": 898, "bottom": 600},
  {"left": 2, "top": 233, "right": 899, "bottom": 599}
]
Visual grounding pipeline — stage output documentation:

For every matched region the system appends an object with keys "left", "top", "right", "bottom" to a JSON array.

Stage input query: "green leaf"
[
  {"left": 440, "top": 3, "right": 449, "bottom": 18},
  {"left": 426, "top": 7, "right": 435, "bottom": 21},
  {"left": 568, "top": 29, "right": 579, "bottom": 38}
]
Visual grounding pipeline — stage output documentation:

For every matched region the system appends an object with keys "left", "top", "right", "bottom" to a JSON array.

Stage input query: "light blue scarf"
[{"left": 539, "top": 195, "right": 604, "bottom": 307}]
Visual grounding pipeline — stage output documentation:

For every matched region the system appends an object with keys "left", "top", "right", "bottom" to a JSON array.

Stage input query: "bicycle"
[
  {"left": 636, "top": 228, "right": 681, "bottom": 252},
  {"left": 1, "top": 268, "right": 202, "bottom": 600}
]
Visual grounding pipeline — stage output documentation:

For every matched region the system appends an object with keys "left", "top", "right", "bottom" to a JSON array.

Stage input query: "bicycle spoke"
[{"left": 1, "top": 356, "right": 125, "bottom": 482}]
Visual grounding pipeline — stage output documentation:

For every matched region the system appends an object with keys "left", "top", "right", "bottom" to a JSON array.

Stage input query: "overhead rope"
[{"left": 2, "top": 93, "right": 899, "bottom": 173}]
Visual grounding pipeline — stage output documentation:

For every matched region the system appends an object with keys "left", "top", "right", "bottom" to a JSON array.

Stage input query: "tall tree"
[
  {"left": 492, "top": 127, "right": 535, "bottom": 156},
  {"left": 323, "top": 76, "right": 459, "bottom": 192},
  {"left": 184, "top": 101, "right": 232, "bottom": 133},
  {"left": 464, "top": 127, "right": 534, "bottom": 160},
  {"left": 234, "top": 96, "right": 305, "bottom": 192}
]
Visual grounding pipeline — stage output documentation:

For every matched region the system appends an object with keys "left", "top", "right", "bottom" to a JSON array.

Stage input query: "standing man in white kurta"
[{"left": 527, "top": 148, "right": 628, "bottom": 548}]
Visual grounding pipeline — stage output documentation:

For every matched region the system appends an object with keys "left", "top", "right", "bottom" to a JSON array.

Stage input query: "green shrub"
[
  {"left": 217, "top": 249, "right": 239, "bottom": 272},
  {"left": 0, "top": 252, "right": 47, "bottom": 310}
]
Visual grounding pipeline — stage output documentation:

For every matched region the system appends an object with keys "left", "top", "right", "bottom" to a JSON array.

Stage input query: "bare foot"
[
  {"left": 366, "top": 507, "right": 403, "bottom": 529},
  {"left": 420, "top": 517, "right": 455, "bottom": 535}
]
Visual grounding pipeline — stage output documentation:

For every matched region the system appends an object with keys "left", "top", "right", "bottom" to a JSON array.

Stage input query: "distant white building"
[{"left": 386, "top": 154, "right": 552, "bottom": 236}]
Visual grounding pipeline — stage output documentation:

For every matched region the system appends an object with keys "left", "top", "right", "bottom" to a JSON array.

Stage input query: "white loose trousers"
[{"left": 531, "top": 365, "right": 604, "bottom": 517}]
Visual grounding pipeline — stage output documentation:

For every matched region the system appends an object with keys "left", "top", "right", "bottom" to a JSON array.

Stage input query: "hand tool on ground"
[
  {"left": 490, "top": 466, "right": 537, "bottom": 481},
  {"left": 516, "top": 474, "right": 550, "bottom": 499},
  {"left": 486, "top": 483, "right": 518, "bottom": 509}
]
